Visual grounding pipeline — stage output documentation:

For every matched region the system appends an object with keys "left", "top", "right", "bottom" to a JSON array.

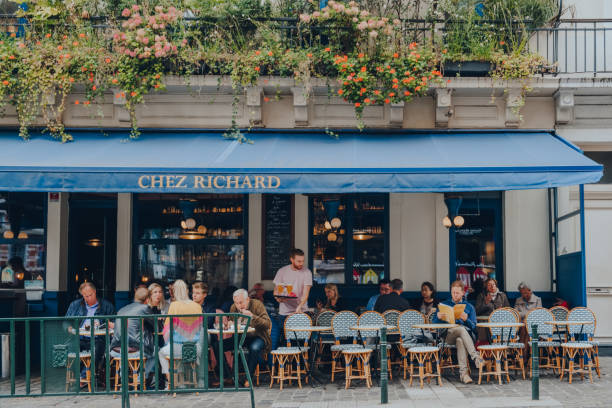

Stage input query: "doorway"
[{"left": 68, "top": 195, "right": 117, "bottom": 304}]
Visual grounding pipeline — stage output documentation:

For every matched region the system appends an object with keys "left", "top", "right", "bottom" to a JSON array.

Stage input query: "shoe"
[
  {"left": 243, "top": 380, "right": 250, "bottom": 387},
  {"left": 474, "top": 355, "right": 485, "bottom": 369},
  {"left": 461, "top": 374, "right": 473, "bottom": 384}
]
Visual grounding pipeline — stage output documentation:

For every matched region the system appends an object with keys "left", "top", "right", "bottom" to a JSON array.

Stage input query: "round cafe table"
[
  {"left": 476, "top": 322, "right": 524, "bottom": 344},
  {"left": 79, "top": 329, "right": 115, "bottom": 336},
  {"left": 208, "top": 326, "right": 255, "bottom": 335}
]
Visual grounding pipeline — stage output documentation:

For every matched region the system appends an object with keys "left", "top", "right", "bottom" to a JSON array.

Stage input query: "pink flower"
[
  {"left": 357, "top": 21, "right": 367, "bottom": 31},
  {"left": 299, "top": 14, "right": 311, "bottom": 23},
  {"left": 121, "top": 8, "right": 131, "bottom": 17},
  {"left": 142, "top": 37, "right": 149, "bottom": 45},
  {"left": 312, "top": 11, "right": 320, "bottom": 18},
  {"left": 131, "top": 4, "right": 139, "bottom": 11},
  {"left": 393, "top": 18, "right": 401, "bottom": 26},
  {"left": 369, "top": 30, "right": 378, "bottom": 38}
]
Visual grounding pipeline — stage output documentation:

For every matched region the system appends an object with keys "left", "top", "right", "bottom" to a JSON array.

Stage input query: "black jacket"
[
  {"left": 110, "top": 302, "right": 155, "bottom": 356},
  {"left": 374, "top": 292, "right": 411, "bottom": 313}
]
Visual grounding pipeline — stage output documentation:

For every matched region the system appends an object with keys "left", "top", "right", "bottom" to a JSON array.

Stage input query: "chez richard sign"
[{"left": 137, "top": 174, "right": 282, "bottom": 190}]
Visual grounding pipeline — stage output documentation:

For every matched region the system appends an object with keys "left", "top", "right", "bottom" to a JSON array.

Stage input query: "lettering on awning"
[{"left": 137, "top": 175, "right": 281, "bottom": 190}]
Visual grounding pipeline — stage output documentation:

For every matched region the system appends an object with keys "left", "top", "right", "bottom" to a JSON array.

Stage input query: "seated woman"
[
  {"left": 433, "top": 280, "right": 484, "bottom": 384},
  {"left": 324, "top": 283, "right": 350, "bottom": 312},
  {"left": 411, "top": 281, "right": 439, "bottom": 317},
  {"left": 158, "top": 279, "right": 203, "bottom": 388},
  {"left": 475, "top": 278, "right": 509, "bottom": 316}
]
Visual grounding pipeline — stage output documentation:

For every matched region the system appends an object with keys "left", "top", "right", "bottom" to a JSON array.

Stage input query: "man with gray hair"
[
  {"left": 514, "top": 282, "right": 542, "bottom": 319},
  {"left": 214, "top": 287, "right": 272, "bottom": 386}
]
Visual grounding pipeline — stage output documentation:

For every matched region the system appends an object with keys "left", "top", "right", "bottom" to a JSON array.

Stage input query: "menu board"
[{"left": 262, "top": 194, "right": 294, "bottom": 280}]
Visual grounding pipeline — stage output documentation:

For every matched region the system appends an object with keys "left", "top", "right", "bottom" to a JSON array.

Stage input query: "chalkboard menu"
[{"left": 262, "top": 194, "right": 294, "bottom": 280}]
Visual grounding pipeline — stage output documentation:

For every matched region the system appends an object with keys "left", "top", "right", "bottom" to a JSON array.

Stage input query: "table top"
[
  {"left": 350, "top": 325, "right": 397, "bottom": 331},
  {"left": 413, "top": 323, "right": 458, "bottom": 329},
  {"left": 545, "top": 321, "right": 592, "bottom": 326},
  {"left": 477, "top": 316, "right": 490, "bottom": 322},
  {"left": 477, "top": 322, "right": 524, "bottom": 328},
  {"left": 79, "top": 329, "right": 114, "bottom": 336},
  {"left": 209, "top": 326, "right": 255, "bottom": 335},
  {"left": 287, "top": 326, "right": 332, "bottom": 332}
]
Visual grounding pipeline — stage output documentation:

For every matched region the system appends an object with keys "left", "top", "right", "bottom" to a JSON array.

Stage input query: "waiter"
[{"left": 272, "top": 248, "right": 313, "bottom": 344}]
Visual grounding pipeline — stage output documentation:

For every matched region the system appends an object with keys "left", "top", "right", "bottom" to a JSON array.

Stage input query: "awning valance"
[{"left": 0, "top": 129, "right": 602, "bottom": 193}]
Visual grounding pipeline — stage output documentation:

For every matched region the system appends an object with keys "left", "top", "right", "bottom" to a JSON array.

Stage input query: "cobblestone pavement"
[{"left": 2, "top": 356, "right": 610, "bottom": 408}]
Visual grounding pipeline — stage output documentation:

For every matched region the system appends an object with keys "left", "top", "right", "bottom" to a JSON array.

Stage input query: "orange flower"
[
  {"left": 325, "top": 47, "right": 331, "bottom": 52},
  {"left": 154, "top": 74, "right": 161, "bottom": 79},
  {"left": 392, "top": 84, "right": 398, "bottom": 89},
  {"left": 79, "top": 33, "right": 86, "bottom": 38},
  {"left": 267, "top": 51, "right": 273, "bottom": 56},
  {"left": 393, "top": 52, "right": 399, "bottom": 58},
  {"left": 447, "top": 79, "right": 451, "bottom": 83},
  {"left": 115, "top": 93, "right": 121, "bottom": 99},
  {"left": 84, "top": 100, "right": 90, "bottom": 105},
  {"left": 373, "top": 90, "right": 380, "bottom": 95},
  {"left": 389, "top": 92, "right": 395, "bottom": 97},
  {"left": 263, "top": 96, "right": 270, "bottom": 102},
  {"left": 74, "top": 100, "right": 80, "bottom": 105},
  {"left": 73, "top": 41, "right": 79, "bottom": 46},
  {"left": 389, "top": 68, "right": 396, "bottom": 74},
  {"left": 81, "top": 66, "right": 87, "bottom": 72},
  {"left": 57, "top": 45, "right": 63, "bottom": 50},
  {"left": 360, "top": 87, "right": 366, "bottom": 93},
  {"left": 154, "top": 84, "right": 160, "bottom": 88},
  {"left": 130, "top": 91, "right": 137, "bottom": 97},
  {"left": 17, "top": 43, "right": 25, "bottom": 49},
  {"left": 1, "top": 80, "right": 8, "bottom": 86},
  {"left": 354, "top": 102, "right": 361, "bottom": 107},
  {"left": 358, "top": 53, "right": 364, "bottom": 58},
  {"left": 422, "top": 76, "right": 428, "bottom": 82},
  {"left": 92, "top": 85, "right": 97, "bottom": 91},
  {"left": 415, "top": 86, "right": 421, "bottom": 91},
  {"left": 364, "top": 98, "right": 371, "bottom": 103},
  {"left": 307, "top": 53, "right": 312, "bottom": 57},
  {"left": 392, "top": 78, "right": 398, "bottom": 83},
  {"left": 500, "top": 41, "right": 505, "bottom": 45},
  {"left": 404, "top": 90, "right": 411, "bottom": 96},
  {"left": 254, "top": 66, "right": 260, "bottom": 72},
  {"left": 112, "top": 78, "right": 118, "bottom": 84},
  {"left": 255, "top": 50, "right": 261, "bottom": 55},
  {"left": 68, "top": 77, "right": 74, "bottom": 83},
  {"left": 8, "top": 55, "right": 15, "bottom": 60},
  {"left": 415, "top": 54, "right": 420, "bottom": 59},
  {"left": 45, "top": 33, "right": 52, "bottom": 38},
  {"left": 105, "top": 58, "right": 111, "bottom": 63},
  {"left": 337, "top": 89, "right": 344, "bottom": 95},
  {"left": 62, "top": 35, "right": 67, "bottom": 40},
  {"left": 384, "top": 98, "right": 390, "bottom": 104},
  {"left": 409, "top": 42, "right": 417, "bottom": 50},
  {"left": 360, "top": 66, "right": 366, "bottom": 72},
  {"left": 9, "top": 33, "right": 15, "bottom": 38}
]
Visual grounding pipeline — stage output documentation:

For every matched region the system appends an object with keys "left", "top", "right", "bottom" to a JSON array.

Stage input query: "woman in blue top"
[{"left": 433, "top": 280, "right": 484, "bottom": 384}]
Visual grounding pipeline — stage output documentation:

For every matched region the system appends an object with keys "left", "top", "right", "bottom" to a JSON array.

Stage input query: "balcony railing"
[{"left": 0, "top": 16, "right": 610, "bottom": 76}]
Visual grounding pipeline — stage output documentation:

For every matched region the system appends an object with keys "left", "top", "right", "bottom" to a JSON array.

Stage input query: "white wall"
[
  {"left": 563, "top": 0, "right": 612, "bottom": 19},
  {"left": 504, "top": 189, "right": 551, "bottom": 292}
]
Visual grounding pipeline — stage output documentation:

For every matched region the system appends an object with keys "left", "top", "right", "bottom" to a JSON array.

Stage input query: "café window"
[
  {"left": 134, "top": 194, "right": 247, "bottom": 291},
  {"left": 0, "top": 192, "right": 46, "bottom": 287},
  {"left": 450, "top": 193, "right": 504, "bottom": 291},
  {"left": 310, "top": 194, "right": 388, "bottom": 285}
]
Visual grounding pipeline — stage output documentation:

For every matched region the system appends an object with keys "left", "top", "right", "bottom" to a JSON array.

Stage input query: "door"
[{"left": 68, "top": 196, "right": 117, "bottom": 304}]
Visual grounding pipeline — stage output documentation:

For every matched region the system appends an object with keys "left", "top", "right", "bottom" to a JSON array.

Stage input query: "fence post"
[
  {"left": 380, "top": 326, "right": 388, "bottom": 404},
  {"left": 121, "top": 317, "right": 130, "bottom": 408},
  {"left": 531, "top": 324, "right": 539, "bottom": 401}
]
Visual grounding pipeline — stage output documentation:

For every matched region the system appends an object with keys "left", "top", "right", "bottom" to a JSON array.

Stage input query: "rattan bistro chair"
[
  {"left": 525, "top": 308, "right": 561, "bottom": 376},
  {"left": 489, "top": 308, "right": 525, "bottom": 379},
  {"left": 567, "top": 307, "right": 600, "bottom": 377},
  {"left": 550, "top": 306, "right": 570, "bottom": 340},
  {"left": 315, "top": 310, "right": 336, "bottom": 368},
  {"left": 397, "top": 309, "right": 426, "bottom": 379},
  {"left": 330, "top": 311, "right": 364, "bottom": 382},
  {"left": 357, "top": 311, "right": 392, "bottom": 379}
]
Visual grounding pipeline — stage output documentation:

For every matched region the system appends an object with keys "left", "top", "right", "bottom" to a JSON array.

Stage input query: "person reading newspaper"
[{"left": 432, "top": 280, "right": 484, "bottom": 384}]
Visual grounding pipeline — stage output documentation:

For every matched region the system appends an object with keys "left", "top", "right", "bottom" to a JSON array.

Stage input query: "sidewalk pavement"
[{"left": 2, "top": 356, "right": 610, "bottom": 408}]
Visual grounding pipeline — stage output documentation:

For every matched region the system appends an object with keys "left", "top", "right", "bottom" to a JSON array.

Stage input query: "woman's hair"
[
  {"left": 485, "top": 278, "right": 498, "bottom": 288},
  {"left": 172, "top": 279, "right": 190, "bottom": 302},
  {"left": 148, "top": 282, "right": 167, "bottom": 310},
  {"left": 324, "top": 283, "right": 339, "bottom": 303},
  {"left": 450, "top": 280, "right": 465, "bottom": 291},
  {"left": 420, "top": 281, "right": 436, "bottom": 299}
]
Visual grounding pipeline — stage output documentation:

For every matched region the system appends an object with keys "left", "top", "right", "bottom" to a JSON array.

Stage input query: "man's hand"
[
  {"left": 240, "top": 309, "right": 253, "bottom": 318},
  {"left": 437, "top": 312, "right": 447, "bottom": 321},
  {"left": 295, "top": 304, "right": 303, "bottom": 313},
  {"left": 274, "top": 296, "right": 286, "bottom": 303},
  {"left": 460, "top": 312, "right": 468, "bottom": 321},
  {"left": 485, "top": 293, "right": 492, "bottom": 303}
]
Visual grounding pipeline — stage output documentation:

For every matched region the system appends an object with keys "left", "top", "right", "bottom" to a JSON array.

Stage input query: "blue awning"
[{"left": 0, "top": 129, "right": 602, "bottom": 193}]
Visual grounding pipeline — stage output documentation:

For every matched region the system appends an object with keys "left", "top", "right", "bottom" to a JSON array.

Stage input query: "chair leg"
[
  {"left": 344, "top": 353, "right": 351, "bottom": 390},
  {"left": 269, "top": 356, "right": 276, "bottom": 388}
]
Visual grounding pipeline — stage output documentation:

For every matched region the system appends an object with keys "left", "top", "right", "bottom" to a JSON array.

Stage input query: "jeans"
[
  {"left": 445, "top": 326, "right": 479, "bottom": 375},
  {"left": 158, "top": 343, "right": 202, "bottom": 375}
]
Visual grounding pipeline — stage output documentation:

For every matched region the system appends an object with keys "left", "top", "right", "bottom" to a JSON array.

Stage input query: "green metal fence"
[{"left": 0, "top": 313, "right": 254, "bottom": 408}]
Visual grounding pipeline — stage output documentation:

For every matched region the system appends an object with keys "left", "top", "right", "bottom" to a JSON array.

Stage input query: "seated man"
[
  {"left": 215, "top": 288, "right": 271, "bottom": 386},
  {"left": 374, "top": 278, "right": 411, "bottom": 313},
  {"left": 110, "top": 287, "right": 155, "bottom": 379},
  {"left": 65, "top": 282, "right": 115, "bottom": 379},
  {"left": 514, "top": 281, "right": 542, "bottom": 319},
  {"left": 433, "top": 280, "right": 484, "bottom": 384},
  {"left": 366, "top": 279, "right": 391, "bottom": 311}
]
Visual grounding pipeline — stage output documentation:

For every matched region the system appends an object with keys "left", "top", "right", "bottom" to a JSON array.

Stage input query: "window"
[
  {"left": 310, "top": 194, "right": 388, "bottom": 285},
  {"left": 450, "top": 194, "right": 503, "bottom": 291},
  {"left": 134, "top": 194, "right": 247, "bottom": 291},
  {"left": 584, "top": 152, "right": 612, "bottom": 184},
  {"left": 0, "top": 192, "right": 46, "bottom": 286}
]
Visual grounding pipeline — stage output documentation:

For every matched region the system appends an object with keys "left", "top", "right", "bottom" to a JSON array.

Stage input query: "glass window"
[
  {"left": 584, "top": 152, "right": 612, "bottom": 184},
  {"left": 134, "top": 194, "right": 247, "bottom": 292},
  {"left": 451, "top": 195, "right": 503, "bottom": 291},
  {"left": 310, "top": 194, "right": 388, "bottom": 285},
  {"left": 0, "top": 192, "right": 46, "bottom": 286}
]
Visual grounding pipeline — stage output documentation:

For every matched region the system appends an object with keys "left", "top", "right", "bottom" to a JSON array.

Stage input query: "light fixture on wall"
[
  {"left": 353, "top": 230, "right": 373, "bottom": 241},
  {"left": 17, "top": 231, "right": 28, "bottom": 239},
  {"left": 327, "top": 232, "right": 337, "bottom": 242},
  {"left": 3, "top": 230, "right": 14, "bottom": 239},
  {"left": 330, "top": 217, "right": 342, "bottom": 229},
  {"left": 442, "top": 196, "right": 464, "bottom": 229},
  {"left": 85, "top": 238, "right": 104, "bottom": 247}
]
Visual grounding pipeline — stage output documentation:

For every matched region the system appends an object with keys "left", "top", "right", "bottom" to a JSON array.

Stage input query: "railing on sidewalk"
[{"left": 0, "top": 313, "right": 255, "bottom": 408}]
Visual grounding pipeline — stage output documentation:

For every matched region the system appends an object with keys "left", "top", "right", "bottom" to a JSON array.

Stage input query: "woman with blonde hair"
[
  {"left": 324, "top": 283, "right": 349, "bottom": 311},
  {"left": 147, "top": 282, "right": 169, "bottom": 314},
  {"left": 158, "top": 279, "right": 203, "bottom": 387}
]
